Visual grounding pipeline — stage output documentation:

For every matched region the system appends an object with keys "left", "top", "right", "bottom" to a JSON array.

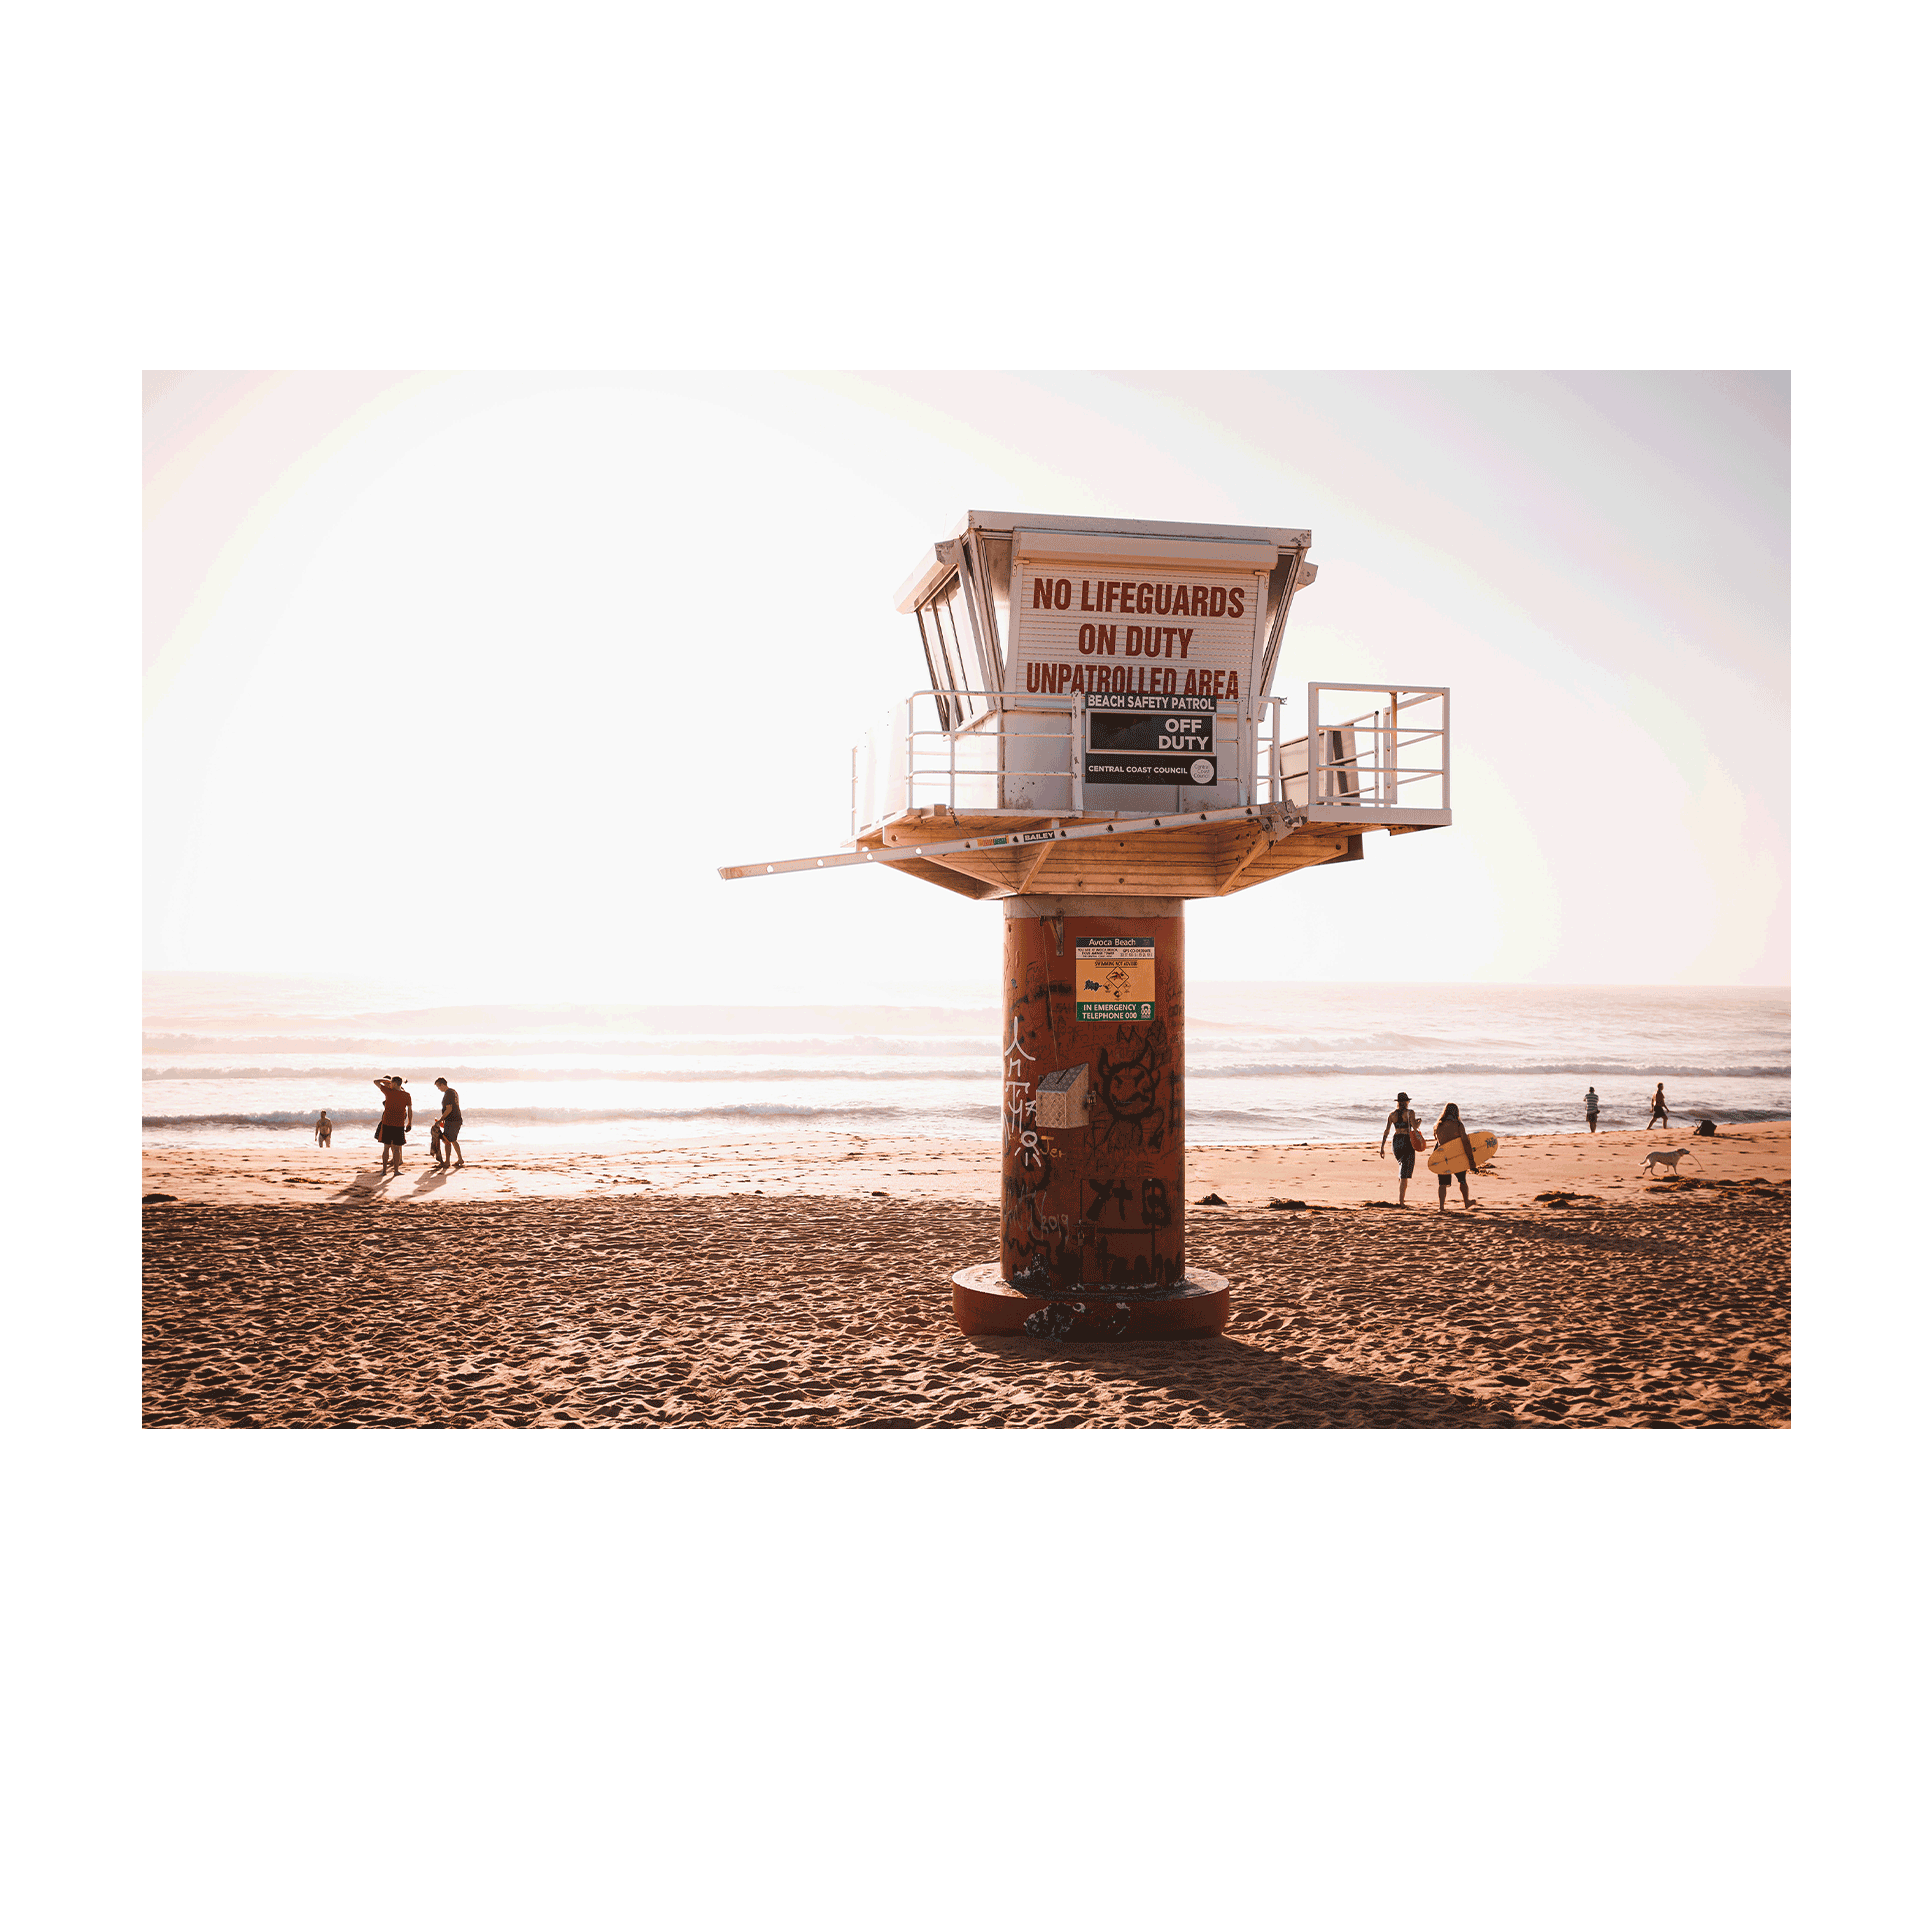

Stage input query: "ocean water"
[{"left": 144, "top": 975, "right": 1789, "bottom": 1152}]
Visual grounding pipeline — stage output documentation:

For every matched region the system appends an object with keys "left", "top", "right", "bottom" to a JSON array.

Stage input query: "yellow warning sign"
[{"left": 1075, "top": 936, "right": 1155, "bottom": 1022}]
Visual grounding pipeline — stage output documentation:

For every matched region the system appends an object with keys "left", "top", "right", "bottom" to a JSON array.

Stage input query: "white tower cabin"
[{"left": 721, "top": 510, "right": 1450, "bottom": 896}]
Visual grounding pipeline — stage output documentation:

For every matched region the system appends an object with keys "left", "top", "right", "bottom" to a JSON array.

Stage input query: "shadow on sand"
[
  {"left": 964, "top": 1331, "right": 1516, "bottom": 1428},
  {"left": 1446, "top": 1209, "right": 1688, "bottom": 1260},
  {"left": 330, "top": 1162, "right": 451, "bottom": 1203},
  {"left": 330, "top": 1167, "right": 391, "bottom": 1203}
]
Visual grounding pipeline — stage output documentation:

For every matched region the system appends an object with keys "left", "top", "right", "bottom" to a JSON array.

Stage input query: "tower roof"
[{"left": 895, "top": 509, "right": 1312, "bottom": 614}]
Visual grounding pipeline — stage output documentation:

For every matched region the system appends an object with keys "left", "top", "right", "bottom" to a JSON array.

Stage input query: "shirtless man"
[
  {"left": 374, "top": 1076, "right": 412, "bottom": 1175},
  {"left": 314, "top": 1110, "right": 333, "bottom": 1147},
  {"left": 1647, "top": 1082, "right": 1670, "bottom": 1129}
]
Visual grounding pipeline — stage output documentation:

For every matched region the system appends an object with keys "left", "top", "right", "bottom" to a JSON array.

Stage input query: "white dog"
[{"left": 1642, "top": 1147, "right": 1694, "bottom": 1176}]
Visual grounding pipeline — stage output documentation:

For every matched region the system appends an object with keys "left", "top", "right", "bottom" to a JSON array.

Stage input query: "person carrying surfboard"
[
  {"left": 1432, "top": 1102, "right": 1478, "bottom": 1210},
  {"left": 1380, "top": 1092, "right": 1423, "bottom": 1205}
]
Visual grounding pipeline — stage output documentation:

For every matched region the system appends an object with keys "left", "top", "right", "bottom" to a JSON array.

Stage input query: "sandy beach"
[
  {"left": 141, "top": 1119, "right": 1788, "bottom": 1211},
  {"left": 141, "top": 1122, "right": 1788, "bottom": 1428}
]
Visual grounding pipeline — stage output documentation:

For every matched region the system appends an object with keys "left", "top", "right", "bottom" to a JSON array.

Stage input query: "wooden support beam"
[
  {"left": 1011, "top": 838, "right": 1058, "bottom": 893},
  {"left": 882, "top": 857, "right": 1002, "bottom": 901},
  {"left": 1214, "top": 819, "right": 1294, "bottom": 894}
]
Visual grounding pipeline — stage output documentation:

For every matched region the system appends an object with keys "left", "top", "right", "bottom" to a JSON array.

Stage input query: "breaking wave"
[{"left": 144, "top": 1059, "right": 1787, "bottom": 1084}]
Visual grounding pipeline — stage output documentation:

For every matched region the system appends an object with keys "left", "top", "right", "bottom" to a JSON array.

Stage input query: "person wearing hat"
[
  {"left": 1379, "top": 1091, "right": 1422, "bottom": 1205},
  {"left": 373, "top": 1075, "right": 412, "bottom": 1175}
]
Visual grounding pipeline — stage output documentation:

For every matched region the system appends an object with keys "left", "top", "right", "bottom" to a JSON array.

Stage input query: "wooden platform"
[{"left": 855, "top": 806, "right": 1432, "bottom": 900}]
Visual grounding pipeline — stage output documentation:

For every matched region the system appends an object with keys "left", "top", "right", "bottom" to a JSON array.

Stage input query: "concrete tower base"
[
  {"left": 952, "top": 1264, "right": 1231, "bottom": 1340},
  {"left": 976, "top": 893, "right": 1225, "bottom": 1338}
]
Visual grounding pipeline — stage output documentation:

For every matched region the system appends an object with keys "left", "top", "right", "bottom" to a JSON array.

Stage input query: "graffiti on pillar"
[
  {"left": 1003, "top": 1001, "right": 1065, "bottom": 1288},
  {"left": 1077, "top": 1154, "right": 1181, "bottom": 1291},
  {"left": 1001, "top": 919, "right": 1181, "bottom": 1299},
  {"left": 1024, "top": 1297, "right": 1132, "bottom": 1341},
  {"left": 1013, "top": 958, "right": 1051, "bottom": 1015},
  {"left": 1003, "top": 1014, "right": 1042, "bottom": 1171},
  {"left": 1089, "top": 1230, "right": 1182, "bottom": 1292},
  {"left": 1003, "top": 1157, "right": 1060, "bottom": 1289},
  {"left": 1141, "top": 1177, "right": 1171, "bottom": 1226},
  {"left": 1090, "top": 1026, "right": 1170, "bottom": 1153}
]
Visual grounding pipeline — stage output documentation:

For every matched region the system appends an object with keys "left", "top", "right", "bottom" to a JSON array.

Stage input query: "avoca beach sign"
[{"left": 1076, "top": 936, "right": 1154, "bottom": 1022}]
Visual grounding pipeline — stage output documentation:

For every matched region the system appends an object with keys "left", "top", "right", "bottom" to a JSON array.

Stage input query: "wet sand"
[
  {"left": 142, "top": 1125, "right": 1789, "bottom": 1429},
  {"left": 141, "top": 1119, "right": 1789, "bottom": 1210}
]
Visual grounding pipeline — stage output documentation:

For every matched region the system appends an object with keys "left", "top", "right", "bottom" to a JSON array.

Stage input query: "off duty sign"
[
  {"left": 1076, "top": 936, "right": 1154, "bottom": 1022},
  {"left": 1085, "top": 691, "right": 1217, "bottom": 787}
]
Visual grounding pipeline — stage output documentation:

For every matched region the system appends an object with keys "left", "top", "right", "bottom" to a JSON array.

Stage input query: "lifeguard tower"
[{"left": 721, "top": 511, "right": 1451, "bottom": 1339}]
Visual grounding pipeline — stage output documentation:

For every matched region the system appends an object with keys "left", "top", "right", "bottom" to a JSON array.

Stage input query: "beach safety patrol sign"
[
  {"left": 1076, "top": 936, "right": 1154, "bottom": 1021},
  {"left": 1085, "top": 691, "right": 1218, "bottom": 787}
]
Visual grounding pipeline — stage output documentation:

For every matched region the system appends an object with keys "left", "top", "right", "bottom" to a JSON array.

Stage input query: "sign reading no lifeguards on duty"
[{"left": 1076, "top": 937, "right": 1154, "bottom": 1022}]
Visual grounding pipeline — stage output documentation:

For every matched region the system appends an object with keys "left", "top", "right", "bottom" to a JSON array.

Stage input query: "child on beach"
[{"left": 1433, "top": 1102, "right": 1477, "bottom": 1210}]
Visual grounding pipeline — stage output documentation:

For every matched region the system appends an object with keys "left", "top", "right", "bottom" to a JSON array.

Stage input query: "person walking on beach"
[
  {"left": 374, "top": 1075, "right": 411, "bottom": 1175},
  {"left": 433, "top": 1076, "right": 465, "bottom": 1170},
  {"left": 314, "top": 1110, "right": 332, "bottom": 1147},
  {"left": 1379, "top": 1091, "right": 1422, "bottom": 1205},
  {"left": 1433, "top": 1101, "right": 1478, "bottom": 1211},
  {"left": 1584, "top": 1087, "right": 1599, "bottom": 1134},
  {"left": 1647, "top": 1082, "right": 1670, "bottom": 1130}
]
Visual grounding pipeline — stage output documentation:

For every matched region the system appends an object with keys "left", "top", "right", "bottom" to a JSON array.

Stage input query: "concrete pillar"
[{"left": 951, "top": 894, "right": 1228, "bottom": 1340}]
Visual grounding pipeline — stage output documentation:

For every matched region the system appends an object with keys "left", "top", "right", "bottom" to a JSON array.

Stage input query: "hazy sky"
[{"left": 144, "top": 371, "right": 1787, "bottom": 1000}]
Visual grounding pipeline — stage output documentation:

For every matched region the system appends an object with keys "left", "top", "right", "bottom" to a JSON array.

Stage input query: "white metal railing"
[
  {"left": 1258, "top": 684, "right": 1450, "bottom": 814},
  {"left": 851, "top": 689, "right": 1086, "bottom": 835},
  {"left": 851, "top": 683, "right": 1448, "bottom": 836}
]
